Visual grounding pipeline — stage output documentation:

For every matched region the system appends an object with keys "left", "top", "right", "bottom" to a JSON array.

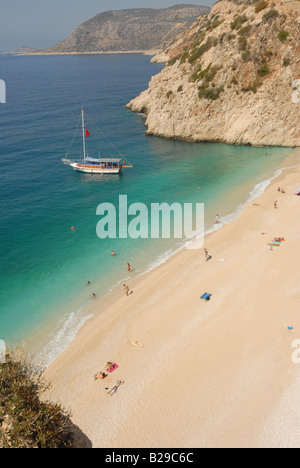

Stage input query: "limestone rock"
[{"left": 127, "top": 0, "right": 300, "bottom": 147}]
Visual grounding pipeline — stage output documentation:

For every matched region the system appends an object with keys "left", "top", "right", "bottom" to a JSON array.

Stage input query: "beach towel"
[
  {"left": 201, "top": 293, "right": 212, "bottom": 301},
  {"left": 130, "top": 341, "right": 144, "bottom": 349},
  {"left": 106, "top": 363, "right": 119, "bottom": 373}
]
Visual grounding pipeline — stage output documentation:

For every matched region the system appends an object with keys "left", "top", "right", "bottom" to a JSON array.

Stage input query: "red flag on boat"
[{"left": 85, "top": 127, "right": 90, "bottom": 138}]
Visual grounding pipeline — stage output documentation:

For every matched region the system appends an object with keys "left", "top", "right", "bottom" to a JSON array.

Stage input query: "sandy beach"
[{"left": 44, "top": 148, "right": 300, "bottom": 448}]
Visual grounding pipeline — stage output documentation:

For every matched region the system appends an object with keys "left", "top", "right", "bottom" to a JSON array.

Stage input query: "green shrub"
[
  {"left": 188, "top": 37, "right": 214, "bottom": 64},
  {"left": 242, "top": 50, "right": 251, "bottom": 62},
  {"left": 219, "top": 32, "right": 227, "bottom": 43},
  {"left": 255, "top": 0, "right": 268, "bottom": 13},
  {"left": 207, "top": 19, "right": 223, "bottom": 32},
  {"left": 258, "top": 62, "right": 270, "bottom": 77},
  {"left": 278, "top": 30, "right": 289, "bottom": 42},
  {"left": 238, "top": 24, "right": 252, "bottom": 37},
  {"left": 263, "top": 9, "right": 279, "bottom": 21},
  {"left": 238, "top": 36, "right": 248, "bottom": 51},
  {"left": 198, "top": 64, "right": 218, "bottom": 83},
  {"left": 230, "top": 15, "right": 248, "bottom": 31},
  {"left": 167, "top": 56, "right": 179, "bottom": 66},
  {"left": 242, "top": 85, "right": 258, "bottom": 94},
  {"left": 198, "top": 85, "right": 224, "bottom": 100},
  {"left": 0, "top": 349, "right": 74, "bottom": 448},
  {"left": 227, "top": 33, "right": 236, "bottom": 41},
  {"left": 180, "top": 50, "right": 190, "bottom": 64},
  {"left": 283, "top": 57, "right": 291, "bottom": 67},
  {"left": 190, "top": 63, "right": 203, "bottom": 82}
]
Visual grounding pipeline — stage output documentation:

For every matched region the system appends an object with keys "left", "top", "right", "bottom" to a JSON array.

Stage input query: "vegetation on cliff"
[
  {"left": 127, "top": 0, "right": 300, "bottom": 146},
  {"left": 165, "top": 0, "right": 298, "bottom": 101},
  {"left": 0, "top": 349, "right": 74, "bottom": 448}
]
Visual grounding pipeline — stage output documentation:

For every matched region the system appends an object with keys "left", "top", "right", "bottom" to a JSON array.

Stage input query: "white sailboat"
[{"left": 62, "top": 109, "right": 131, "bottom": 174}]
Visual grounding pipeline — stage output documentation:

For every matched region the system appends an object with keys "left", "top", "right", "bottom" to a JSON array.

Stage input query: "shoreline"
[
  {"left": 11, "top": 50, "right": 160, "bottom": 57},
  {"left": 32, "top": 153, "right": 291, "bottom": 368},
  {"left": 43, "top": 148, "right": 300, "bottom": 448}
]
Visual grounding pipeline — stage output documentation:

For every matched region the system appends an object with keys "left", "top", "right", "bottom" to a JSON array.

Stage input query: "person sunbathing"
[
  {"left": 94, "top": 371, "right": 108, "bottom": 380},
  {"left": 274, "top": 237, "right": 285, "bottom": 242},
  {"left": 107, "top": 380, "right": 124, "bottom": 395}
]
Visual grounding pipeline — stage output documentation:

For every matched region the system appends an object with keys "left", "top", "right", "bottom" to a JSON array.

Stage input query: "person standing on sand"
[
  {"left": 204, "top": 249, "right": 209, "bottom": 262},
  {"left": 274, "top": 200, "right": 278, "bottom": 209},
  {"left": 123, "top": 284, "right": 130, "bottom": 296}
]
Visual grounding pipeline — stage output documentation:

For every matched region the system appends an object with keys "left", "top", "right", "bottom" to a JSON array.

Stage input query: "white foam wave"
[{"left": 35, "top": 308, "right": 93, "bottom": 367}]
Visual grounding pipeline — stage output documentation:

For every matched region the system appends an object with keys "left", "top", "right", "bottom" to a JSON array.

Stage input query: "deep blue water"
[{"left": 0, "top": 54, "right": 290, "bottom": 357}]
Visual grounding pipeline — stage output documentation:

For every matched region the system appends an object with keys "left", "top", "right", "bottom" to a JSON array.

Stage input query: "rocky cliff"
[
  {"left": 127, "top": 0, "right": 300, "bottom": 147},
  {"left": 38, "top": 5, "right": 210, "bottom": 55}
]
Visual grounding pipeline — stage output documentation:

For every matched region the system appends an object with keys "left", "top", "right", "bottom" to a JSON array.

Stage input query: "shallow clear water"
[{"left": 0, "top": 54, "right": 291, "bottom": 356}]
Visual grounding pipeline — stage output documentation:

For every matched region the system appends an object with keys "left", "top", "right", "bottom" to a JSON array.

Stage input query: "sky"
[{"left": 0, "top": 0, "right": 215, "bottom": 52}]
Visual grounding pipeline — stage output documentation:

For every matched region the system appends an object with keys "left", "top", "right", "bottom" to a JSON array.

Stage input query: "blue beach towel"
[{"left": 201, "top": 293, "right": 212, "bottom": 301}]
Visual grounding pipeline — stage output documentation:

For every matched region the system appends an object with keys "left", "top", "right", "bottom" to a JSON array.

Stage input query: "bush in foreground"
[{"left": 0, "top": 349, "right": 74, "bottom": 448}]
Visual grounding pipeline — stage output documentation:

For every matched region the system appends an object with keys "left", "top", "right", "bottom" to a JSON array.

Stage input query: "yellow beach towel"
[{"left": 130, "top": 341, "right": 144, "bottom": 349}]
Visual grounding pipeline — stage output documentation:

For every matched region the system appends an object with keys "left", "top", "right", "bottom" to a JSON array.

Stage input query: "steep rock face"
[
  {"left": 127, "top": 0, "right": 300, "bottom": 147},
  {"left": 39, "top": 5, "right": 210, "bottom": 54}
]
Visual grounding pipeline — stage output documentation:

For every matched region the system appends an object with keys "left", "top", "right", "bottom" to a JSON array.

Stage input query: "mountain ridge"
[{"left": 33, "top": 5, "right": 210, "bottom": 55}]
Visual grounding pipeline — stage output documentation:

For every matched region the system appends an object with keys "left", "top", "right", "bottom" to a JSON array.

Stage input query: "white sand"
[{"left": 44, "top": 149, "right": 300, "bottom": 448}]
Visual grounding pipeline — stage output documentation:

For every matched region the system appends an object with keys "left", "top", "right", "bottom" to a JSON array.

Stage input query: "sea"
[{"left": 0, "top": 54, "right": 292, "bottom": 364}]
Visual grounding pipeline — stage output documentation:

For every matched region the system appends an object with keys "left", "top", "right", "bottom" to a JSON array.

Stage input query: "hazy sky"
[{"left": 0, "top": 0, "right": 215, "bottom": 52}]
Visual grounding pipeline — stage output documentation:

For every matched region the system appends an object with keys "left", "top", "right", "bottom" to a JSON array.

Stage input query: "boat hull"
[{"left": 71, "top": 163, "right": 122, "bottom": 174}]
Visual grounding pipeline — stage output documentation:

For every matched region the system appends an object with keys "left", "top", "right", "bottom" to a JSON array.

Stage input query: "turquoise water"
[{"left": 0, "top": 54, "right": 291, "bottom": 357}]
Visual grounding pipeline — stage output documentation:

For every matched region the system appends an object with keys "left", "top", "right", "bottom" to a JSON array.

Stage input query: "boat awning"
[{"left": 85, "top": 157, "right": 122, "bottom": 163}]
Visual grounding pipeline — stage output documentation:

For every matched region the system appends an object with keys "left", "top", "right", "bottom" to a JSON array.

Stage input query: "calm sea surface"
[{"left": 0, "top": 54, "right": 291, "bottom": 360}]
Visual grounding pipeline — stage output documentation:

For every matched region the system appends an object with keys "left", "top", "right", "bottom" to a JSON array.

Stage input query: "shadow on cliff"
[{"left": 71, "top": 422, "right": 93, "bottom": 448}]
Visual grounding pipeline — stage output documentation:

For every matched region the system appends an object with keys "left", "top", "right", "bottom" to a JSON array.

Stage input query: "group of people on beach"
[
  {"left": 94, "top": 362, "right": 124, "bottom": 396},
  {"left": 85, "top": 258, "right": 133, "bottom": 299}
]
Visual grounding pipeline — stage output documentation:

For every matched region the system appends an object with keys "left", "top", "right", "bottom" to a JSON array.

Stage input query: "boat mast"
[{"left": 81, "top": 108, "right": 86, "bottom": 162}]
